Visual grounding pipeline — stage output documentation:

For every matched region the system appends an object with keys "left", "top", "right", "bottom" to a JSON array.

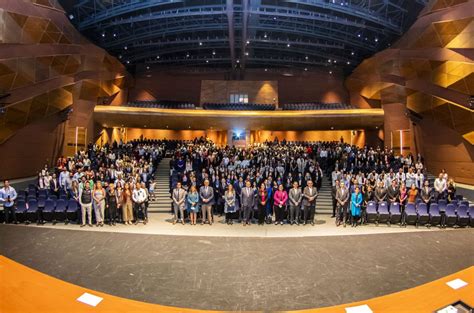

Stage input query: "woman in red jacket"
[{"left": 273, "top": 184, "right": 288, "bottom": 225}]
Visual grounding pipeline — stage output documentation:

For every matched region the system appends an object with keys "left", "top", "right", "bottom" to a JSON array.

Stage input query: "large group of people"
[
  {"left": 0, "top": 140, "right": 166, "bottom": 226},
  {"left": 1, "top": 136, "right": 463, "bottom": 229},
  {"left": 168, "top": 137, "right": 459, "bottom": 227}
]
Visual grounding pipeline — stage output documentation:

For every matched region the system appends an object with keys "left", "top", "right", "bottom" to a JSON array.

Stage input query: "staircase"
[
  {"left": 317, "top": 176, "right": 333, "bottom": 215},
  {"left": 148, "top": 158, "right": 172, "bottom": 213}
]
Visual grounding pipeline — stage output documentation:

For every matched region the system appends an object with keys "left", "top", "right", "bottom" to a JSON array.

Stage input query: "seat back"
[
  {"left": 67, "top": 199, "right": 78, "bottom": 211},
  {"left": 456, "top": 205, "right": 468, "bottom": 217},
  {"left": 389, "top": 202, "right": 400, "bottom": 213},
  {"left": 417, "top": 203, "right": 428, "bottom": 215},
  {"left": 445, "top": 203, "right": 456, "bottom": 216},
  {"left": 460, "top": 200, "right": 469, "bottom": 207},
  {"left": 55, "top": 199, "right": 67, "bottom": 211},
  {"left": 470, "top": 206, "right": 474, "bottom": 214},
  {"left": 48, "top": 194, "right": 58, "bottom": 201},
  {"left": 438, "top": 201, "right": 447, "bottom": 212},
  {"left": 16, "top": 200, "right": 27, "bottom": 211},
  {"left": 27, "top": 199, "right": 38, "bottom": 211},
  {"left": 378, "top": 201, "right": 389, "bottom": 213},
  {"left": 430, "top": 203, "right": 440, "bottom": 215},
  {"left": 367, "top": 201, "right": 377, "bottom": 212},
  {"left": 449, "top": 200, "right": 458, "bottom": 207},
  {"left": 44, "top": 199, "right": 56, "bottom": 211},
  {"left": 405, "top": 203, "right": 416, "bottom": 214}
]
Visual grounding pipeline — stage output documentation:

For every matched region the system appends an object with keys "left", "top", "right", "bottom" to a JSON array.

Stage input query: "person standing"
[
  {"left": 172, "top": 182, "right": 187, "bottom": 225},
  {"left": 79, "top": 182, "right": 93, "bottom": 227},
  {"left": 420, "top": 180, "right": 432, "bottom": 207},
  {"left": 387, "top": 180, "right": 400, "bottom": 204},
  {"left": 331, "top": 179, "right": 339, "bottom": 218},
  {"left": 122, "top": 183, "right": 134, "bottom": 225},
  {"left": 350, "top": 186, "right": 363, "bottom": 227},
  {"left": 93, "top": 181, "right": 106, "bottom": 227},
  {"left": 273, "top": 184, "right": 288, "bottom": 225},
  {"left": 105, "top": 183, "right": 119, "bottom": 226},
  {"left": 434, "top": 173, "right": 447, "bottom": 201},
  {"left": 302, "top": 180, "right": 318, "bottom": 226},
  {"left": 257, "top": 183, "right": 268, "bottom": 225},
  {"left": 374, "top": 181, "right": 387, "bottom": 203},
  {"left": 187, "top": 185, "right": 200, "bottom": 225},
  {"left": 288, "top": 181, "right": 303, "bottom": 225},
  {"left": 199, "top": 179, "right": 214, "bottom": 225},
  {"left": 132, "top": 182, "right": 147, "bottom": 224},
  {"left": 0, "top": 180, "right": 18, "bottom": 224},
  {"left": 335, "top": 181, "right": 350, "bottom": 227},
  {"left": 240, "top": 180, "right": 255, "bottom": 226},
  {"left": 224, "top": 184, "right": 237, "bottom": 225}
]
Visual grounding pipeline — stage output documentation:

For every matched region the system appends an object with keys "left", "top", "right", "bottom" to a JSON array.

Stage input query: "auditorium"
[{"left": 0, "top": 0, "right": 473, "bottom": 312}]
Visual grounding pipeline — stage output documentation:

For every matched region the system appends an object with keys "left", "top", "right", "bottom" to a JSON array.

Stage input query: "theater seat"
[
  {"left": 445, "top": 204, "right": 457, "bottom": 227},
  {"left": 456, "top": 205, "right": 469, "bottom": 227},
  {"left": 417, "top": 203, "right": 430, "bottom": 227},
  {"left": 389, "top": 202, "right": 401, "bottom": 225},
  {"left": 377, "top": 201, "right": 390, "bottom": 225},
  {"left": 429, "top": 203, "right": 441, "bottom": 226},
  {"left": 404, "top": 203, "right": 417, "bottom": 226},
  {"left": 54, "top": 198, "right": 67, "bottom": 222},
  {"left": 26, "top": 199, "right": 39, "bottom": 224},
  {"left": 42, "top": 199, "right": 56, "bottom": 222},
  {"left": 66, "top": 200, "right": 79, "bottom": 224},
  {"left": 469, "top": 206, "right": 474, "bottom": 227},
  {"left": 366, "top": 201, "right": 377, "bottom": 224}
]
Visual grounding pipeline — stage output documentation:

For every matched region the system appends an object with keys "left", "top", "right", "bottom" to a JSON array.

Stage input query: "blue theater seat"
[
  {"left": 366, "top": 201, "right": 378, "bottom": 224},
  {"left": 445, "top": 204, "right": 457, "bottom": 227},
  {"left": 54, "top": 198, "right": 67, "bottom": 222},
  {"left": 456, "top": 205, "right": 469, "bottom": 227},
  {"left": 389, "top": 202, "right": 401, "bottom": 225},
  {"left": 429, "top": 203, "right": 441, "bottom": 226},
  {"left": 404, "top": 203, "right": 417, "bottom": 226},
  {"left": 377, "top": 201, "right": 390, "bottom": 225},
  {"left": 416, "top": 202, "right": 430, "bottom": 226}
]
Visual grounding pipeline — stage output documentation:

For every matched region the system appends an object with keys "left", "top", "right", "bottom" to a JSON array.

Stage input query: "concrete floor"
[
  {"left": 1, "top": 223, "right": 473, "bottom": 311},
  {"left": 10, "top": 212, "right": 452, "bottom": 238}
]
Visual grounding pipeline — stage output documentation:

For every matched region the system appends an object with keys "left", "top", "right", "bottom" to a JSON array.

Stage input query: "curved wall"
[
  {"left": 346, "top": 0, "right": 474, "bottom": 184},
  {"left": 0, "top": 0, "right": 129, "bottom": 180}
]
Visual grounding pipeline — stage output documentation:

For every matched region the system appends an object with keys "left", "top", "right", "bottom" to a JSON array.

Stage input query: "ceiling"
[
  {"left": 59, "top": 0, "right": 428, "bottom": 74},
  {"left": 94, "top": 105, "right": 384, "bottom": 130}
]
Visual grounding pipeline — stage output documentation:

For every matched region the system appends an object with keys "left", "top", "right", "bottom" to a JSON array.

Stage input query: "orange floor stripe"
[{"left": 1, "top": 255, "right": 473, "bottom": 313}]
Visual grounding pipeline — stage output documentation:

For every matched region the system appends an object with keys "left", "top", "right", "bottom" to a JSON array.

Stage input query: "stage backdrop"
[{"left": 200, "top": 80, "right": 278, "bottom": 106}]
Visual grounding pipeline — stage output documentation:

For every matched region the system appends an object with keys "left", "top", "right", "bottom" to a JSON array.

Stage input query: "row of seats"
[
  {"left": 202, "top": 103, "right": 276, "bottom": 111},
  {"left": 366, "top": 201, "right": 473, "bottom": 227},
  {"left": 282, "top": 102, "right": 353, "bottom": 110},
  {"left": 15, "top": 198, "right": 79, "bottom": 224},
  {"left": 20, "top": 185, "right": 70, "bottom": 201},
  {"left": 127, "top": 100, "right": 195, "bottom": 109}
]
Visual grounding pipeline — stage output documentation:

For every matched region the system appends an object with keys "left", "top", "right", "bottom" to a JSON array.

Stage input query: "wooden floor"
[{"left": 1, "top": 255, "right": 473, "bottom": 313}]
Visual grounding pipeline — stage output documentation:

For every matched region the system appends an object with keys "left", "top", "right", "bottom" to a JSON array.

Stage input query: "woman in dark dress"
[
  {"left": 106, "top": 183, "right": 119, "bottom": 226},
  {"left": 257, "top": 183, "right": 269, "bottom": 225}
]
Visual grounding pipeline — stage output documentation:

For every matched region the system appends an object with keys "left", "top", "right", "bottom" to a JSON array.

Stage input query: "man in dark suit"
[
  {"left": 387, "top": 180, "right": 400, "bottom": 204},
  {"left": 335, "top": 181, "right": 350, "bottom": 227},
  {"left": 302, "top": 180, "right": 318, "bottom": 226},
  {"left": 199, "top": 179, "right": 214, "bottom": 225},
  {"left": 374, "top": 181, "right": 387, "bottom": 203},
  {"left": 331, "top": 179, "right": 340, "bottom": 218},
  {"left": 240, "top": 180, "right": 255, "bottom": 226}
]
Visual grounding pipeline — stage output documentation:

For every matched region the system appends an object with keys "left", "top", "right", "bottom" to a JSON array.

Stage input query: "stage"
[{"left": 1, "top": 218, "right": 473, "bottom": 311}]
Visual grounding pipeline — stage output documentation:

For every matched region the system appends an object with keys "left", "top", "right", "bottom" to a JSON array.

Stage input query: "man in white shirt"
[
  {"left": 434, "top": 173, "right": 447, "bottom": 200},
  {"left": 132, "top": 182, "right": 148, "bottom": 224}
]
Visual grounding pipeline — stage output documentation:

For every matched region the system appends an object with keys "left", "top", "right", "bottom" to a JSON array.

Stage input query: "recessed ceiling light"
[
  {"left": 264, "top": 68, "right": 268, "bottom": 72},
  {"left": 264, "top": 34, "right": 267, "bottom": 38},
  {"left": 287, "top": 43, "right": 291, "bottom": 47},
  {"left": 199, "top": 42, "right": 203, "bottom": 46},
  {"left": 329, "top": 71, "right": 332, "bottom": 74},
  {"left": 156, "top": 55, "right": 160, "bottom": 59},
  {"left": 246, "top": 40, "right": 250, "bottom": 44},
  {"left": 305, "top": 56, "right": 308, "bottom": 60},
  {"left": 146, "top": 66, "right": 150, "bottom": 69},
  {"left": 245, "top": 52, "right": 249, "bottom": 56},
  {"left": 351, "top": 51, "right": 355, "bottom": 55}
]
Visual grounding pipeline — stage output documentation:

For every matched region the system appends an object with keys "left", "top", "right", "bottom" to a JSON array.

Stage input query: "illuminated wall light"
[
  {"left": 245, "top": 52, "right": 249, "bottom": 56},
  {"left": 329, "top": 71, "right": 332, "bottom": 74},
  {"left": 199, "top": 42, "right": 203, "bottom": 46},
  {"left": 287, "top": 43, "right": 291, "bottom": 47},
  {"left": 246, "top": 40, "right": 250, "bottom": 44},
  {"left": 113, "top": 33, "right": 117, "bottom": 37},
  {"left": 264, "top": 33, "right": 268, "bottom": 38},
  {"left": 351, "top": 51, "right": 355, "bottom": 55},
  {"left": 305, "top": 56, "right": 308, "bottom": 60}
]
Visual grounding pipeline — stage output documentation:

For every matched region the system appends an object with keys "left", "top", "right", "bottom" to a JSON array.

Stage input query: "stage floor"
[
  {"left": 1, "top": 223, "right": 473, "bottom": 311},
  {"left": 7, "top": 212, "right": 457, "bottom": 238}
]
